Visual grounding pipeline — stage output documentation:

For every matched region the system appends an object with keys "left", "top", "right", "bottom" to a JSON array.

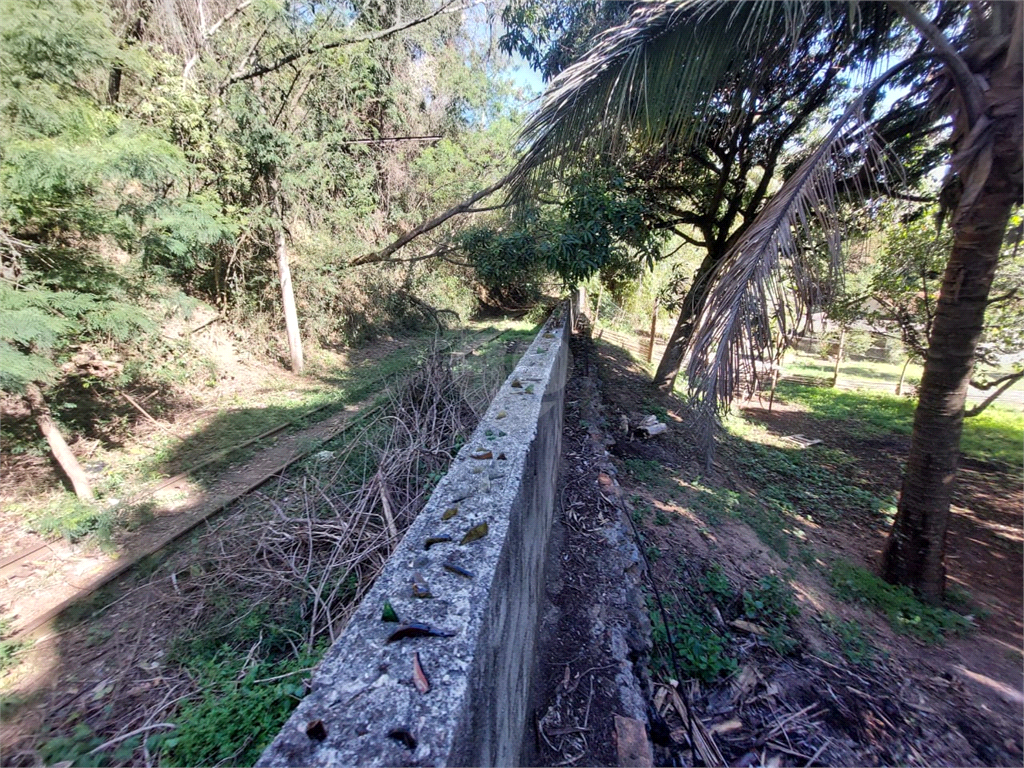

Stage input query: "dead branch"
[{"left": 225, "top": 0, "right": 470, "bottom": 86}]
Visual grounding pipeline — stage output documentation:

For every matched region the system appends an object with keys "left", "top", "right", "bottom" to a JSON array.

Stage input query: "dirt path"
[{"left": 1, "top": 329, "right": 506, "bottom": 643}]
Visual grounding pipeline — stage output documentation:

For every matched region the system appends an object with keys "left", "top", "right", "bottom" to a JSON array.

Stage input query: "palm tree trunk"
[
  {"left": 654, "top": 251, "right": 718, "bottom": 391},
  {"left": 881, "top": 128, "right": 1021, "bottom": 602},
  {"left": 25, "top": 383, "right": 94, "bottom": 501}
]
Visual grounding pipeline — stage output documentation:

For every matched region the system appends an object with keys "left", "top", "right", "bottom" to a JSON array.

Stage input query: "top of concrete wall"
[{"left": 258, "top": 306, "right": 571, "bottom": 768}]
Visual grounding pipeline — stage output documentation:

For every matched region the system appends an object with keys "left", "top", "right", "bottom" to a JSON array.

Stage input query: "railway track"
[{"left": 2, "top": 327, "right": 510, "bottom": 642}]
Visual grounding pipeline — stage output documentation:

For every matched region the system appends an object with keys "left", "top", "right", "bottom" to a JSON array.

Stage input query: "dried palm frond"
[{"left": 684, "top": 91, "right": 897, "bottom": 463}]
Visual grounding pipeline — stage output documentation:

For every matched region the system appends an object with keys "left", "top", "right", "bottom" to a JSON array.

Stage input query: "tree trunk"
[
  {"left": 25, "top": 383, "right": 94, "bottom": 502},
  {"left": 276, "top": 224, "right": 304, "bottom": 374},
  {"left": 831, "top": 328, "right": 846, "bottom": 387},
  {"left": 653, "top": 251, "right": 719, "bottom": 391},
  {"left": 881, "top": 116, "right": 1022, "bottom": 601}
]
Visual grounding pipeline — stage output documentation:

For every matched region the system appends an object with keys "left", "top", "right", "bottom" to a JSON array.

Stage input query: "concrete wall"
[{"left": 258, "top": 304, "right": 572, "bottom": 768}]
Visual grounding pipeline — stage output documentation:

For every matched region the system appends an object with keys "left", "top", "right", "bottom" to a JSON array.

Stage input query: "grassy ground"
[
  {"left": 596, "top": 336, "right": 1022, "bottom": 766},
  {"left": 772, "top": 381, "right": 1023, "bottom": 468}
]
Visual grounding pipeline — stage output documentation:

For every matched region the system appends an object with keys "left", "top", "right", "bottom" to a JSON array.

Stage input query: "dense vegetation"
[{"left": 0, "top": 0, "right": 539, "bottom": 493}]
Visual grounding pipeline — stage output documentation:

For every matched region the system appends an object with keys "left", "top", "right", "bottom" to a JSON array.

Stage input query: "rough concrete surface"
[{"left": 257, "top": 306, "right": 570, "bottom": 768}]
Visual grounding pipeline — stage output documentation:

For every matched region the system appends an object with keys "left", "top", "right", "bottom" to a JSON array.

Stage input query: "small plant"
[
  {"left": 0, "top": 619, "right": 26, "bottom": 674},
  {"left": 654, "top": 508, "right": 672, "bottom": 526},
  {"left": 829, "top": 561, "right": 972, "bottom": 643},
  {"left": 22, "top": 495, "right": 118, "bottom": 545},
  {"left": 154, "top": 650, "right": 316, "bottom": 767},
  {"left": 700, "top": 563, "right": 735, "bottom": 606},
  {"left": 649, "top": 602, "right": 738, "bottom": 683},
  {"left": 819, "top": 613, "right": 876, "bottom": 666},
  {"left": 645, "top": 544, "right": 662, "bottom": 562},
  {"left": 741, "top": 575, "right": 800, "bottom": 655},
  {"left": 687, "top": 482, "right": 744, "bottom": 526},
  {"left": 742, "top": 575, "right": 800, "bottom": 626},
  {"left": 623, "top": 458, "right": 663, "bottom": 486}
]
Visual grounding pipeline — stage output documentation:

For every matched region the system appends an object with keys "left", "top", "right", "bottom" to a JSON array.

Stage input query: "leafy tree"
[
  {"left": 0, "top": 0, "right": 198, "bottom": 497},
  {"left": 864, "top": 207, "right": 1024, "bottom": 409},
  {"left": 500, "top": 0, "right": 1023, "bottom": 601}
]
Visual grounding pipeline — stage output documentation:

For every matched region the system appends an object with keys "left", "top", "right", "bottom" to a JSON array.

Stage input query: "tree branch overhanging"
[
  {"left": 965, "top": 371, "right": 1024, "bottom": 417},
  {"left": 225, "top": 0, "right": 470, "bottom": 87},
  {"left": 349, "top": 171, "right": 514, "bottom": 266}
]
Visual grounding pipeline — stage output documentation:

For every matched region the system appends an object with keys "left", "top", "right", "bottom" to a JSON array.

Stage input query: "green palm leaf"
[{"left": 508, "top": 0, "right": 894, "bottom": 200}]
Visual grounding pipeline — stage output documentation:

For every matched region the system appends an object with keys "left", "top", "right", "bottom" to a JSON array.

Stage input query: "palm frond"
[
  {"left": 507, "top": 0, "right": 897, "bottom": 203},
  {"left": 683, "top": 93, "right": 894, "bottom": 461},
  {"left": 507, "top": 1, "right": 812, "bottom": 198}
]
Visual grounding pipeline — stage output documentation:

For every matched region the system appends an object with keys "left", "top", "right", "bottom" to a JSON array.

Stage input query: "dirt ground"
[
  {"left": 526, "top": 332, "right": 652, "bottom": 768},
  {"left": 0, "top": 331, "right": 499, "bottom": 642},
  {"left": 0, "top": 327, "right": 522, "bottom": 766},
  {"left": 592, "top": 337, "right": 1023, "bottom": 767}
]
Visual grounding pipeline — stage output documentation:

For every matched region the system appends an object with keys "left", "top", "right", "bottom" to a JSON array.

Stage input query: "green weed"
[
  {"left": 0, "top": 618, "right": 26, "bottom": 674},
  {"left": 829, "top": 561, "right": 972, "bottom": 643},
  {"left": 819, "top": 613, "right": 877, "bottom": 666},
  {"left": 686, "top": 482, "right": 744, "bottom": 525},
  {"left": 20, "top": 495, "right": 118, "bottom": 544},
  {"left": 699, "top": 563, "right": 735, "bottom": 606},
  {"left": 648, "top": 599, "right": 738, "bottom": 683},
  {"left": 153, "top": 650, "right": 317, "bottom": 767},
  {"left": 654, "top": 508, "right": 672, "bottom": 526},
  {"left": 727, "top": 437, "right": 883, "bottom": 523},
  {"left": 624, "top": 458, "right": 664, "bottom": 486},
  {"left": 741, "top": 575, "right": 801, "bottom": 655}
]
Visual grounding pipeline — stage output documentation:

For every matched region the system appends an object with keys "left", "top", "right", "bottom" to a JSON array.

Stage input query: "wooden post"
[
  {"left": 25, "top": 383, "right": 94, "bottom": 501},
  {"left": 895, "top": 356, "right": 911, "bottom": 395},
  {"left": 272, "top": 179, "right": 304, "bottom": 374},
  {"left": 647, "top": 299, "right": 658, "bottom": 363},
  {"left": 831, "top": 328, "right": 846, "bottom": 388},
  {"left": 594, "top": 277, "right": 603, "bottom": 327}
]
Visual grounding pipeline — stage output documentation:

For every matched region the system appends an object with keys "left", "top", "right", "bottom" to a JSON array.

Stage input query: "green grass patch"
[
  {"left": 818, "top": 613, "right": 878, "bottom": 666},
  {"left": 623, "top": 458, "right": 665, "bottom": 486},
  {"left": 960, "top": 404, "right": 1024, "bottom": 467},
  {"left": 726, "top": 434, "right": 885, "bottom": 523},
  {"left": 828, "top": 560, "right": 973, "bottom": 643},
  {"left": 774, "top": 382, "right": 916, "bottom": 438},
  {"left": 153, "top": 649, "right": 319, "bottom": 767},
  {"left": 775, "top": 381, "right": 1023, "bottom": 468}
]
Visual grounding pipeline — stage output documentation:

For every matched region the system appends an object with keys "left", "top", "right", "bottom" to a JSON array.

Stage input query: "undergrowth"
[
  {"left": 648, "top": 565, "right": 802, "bottom": 683},
  {"left": 153, "top": 648, "right": 322, "bottom": 766},
  {"left": 829, "top": 560, "right": 973, "bottom": 643}
]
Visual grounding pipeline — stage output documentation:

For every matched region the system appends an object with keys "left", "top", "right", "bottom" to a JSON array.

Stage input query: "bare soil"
[
  {"left": 526, "top": 332, "right": 651, "bottom": 768},
  {"left": 592, "top": 338, "right": 1023, "bottom": 767},
  {"left": 0, "top": 327, "right": 520, "bottom": 766}
]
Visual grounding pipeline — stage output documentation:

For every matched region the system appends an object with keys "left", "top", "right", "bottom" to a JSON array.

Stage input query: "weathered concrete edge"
[{"left": 257, "top": 304, "right": 572, "bottom": 768}]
